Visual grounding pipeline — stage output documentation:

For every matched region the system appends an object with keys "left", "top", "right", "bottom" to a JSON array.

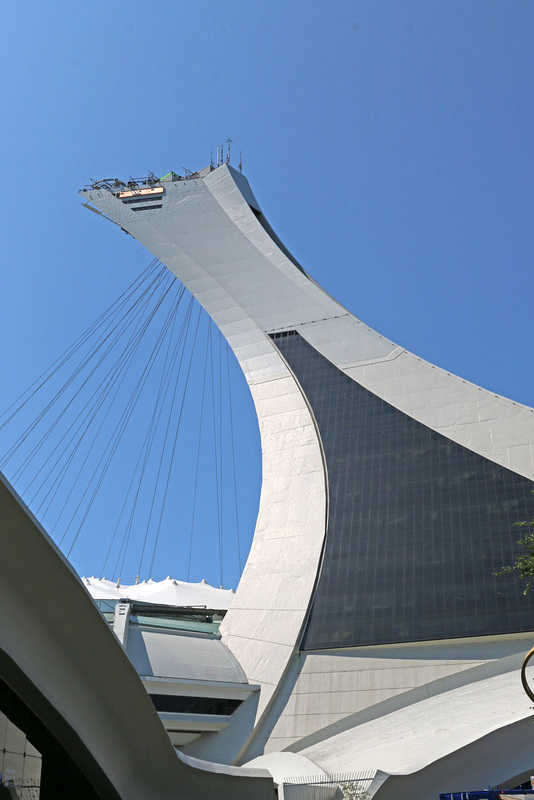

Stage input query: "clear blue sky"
[{"left": 1, "top": 1, "right": 534, "bottom": 589}]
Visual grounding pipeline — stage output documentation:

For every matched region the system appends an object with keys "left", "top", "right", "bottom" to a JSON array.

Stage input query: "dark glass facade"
[
  {"left": 271, "top": 330, "right": 534, "bottom": 650},
  {"left": 149, "top": 694, "right": 242, "bottom": 715}
]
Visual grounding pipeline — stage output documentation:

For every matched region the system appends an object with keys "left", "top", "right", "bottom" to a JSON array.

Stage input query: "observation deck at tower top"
[{"left": 81, "top": 164, "right": 217, "bottom": 194}]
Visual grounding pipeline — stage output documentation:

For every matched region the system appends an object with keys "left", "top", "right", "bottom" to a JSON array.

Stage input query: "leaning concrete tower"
[{"left": 80, "top": 164, "right": 534, "bottom": 795}]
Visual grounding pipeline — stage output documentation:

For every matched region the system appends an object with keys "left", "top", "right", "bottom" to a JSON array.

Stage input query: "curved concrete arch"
[
  {"left": 0, "top": 472, "right": 275, "bottom": 799},
  {"left": 81, "top": 167, "right": 332, "bottom": 732}
]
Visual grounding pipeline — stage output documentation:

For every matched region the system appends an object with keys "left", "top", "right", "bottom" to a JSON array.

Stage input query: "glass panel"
[
  {"left": 271, "top": 331, "right": 534, "bottom": 649},
  {"left": 149, "top": 694, "right": 242, "bottom": 715}
]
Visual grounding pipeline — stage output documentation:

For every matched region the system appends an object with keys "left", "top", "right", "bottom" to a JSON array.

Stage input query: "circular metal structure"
[{"left": 521, "top": 645, "right": 534, "bottom": 703}]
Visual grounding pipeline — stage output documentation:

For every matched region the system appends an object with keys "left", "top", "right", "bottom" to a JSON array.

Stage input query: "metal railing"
[
  {"left": 282, "top": 771, "right": 375, "bottom": 800},
  {"left": 81, "top": 166, "right": 214, "bottom": 193}
]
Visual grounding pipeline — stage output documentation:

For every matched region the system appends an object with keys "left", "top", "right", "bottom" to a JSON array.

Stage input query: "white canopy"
[{"left": 82, "top": 576, "right": 235, "bottom": 610}]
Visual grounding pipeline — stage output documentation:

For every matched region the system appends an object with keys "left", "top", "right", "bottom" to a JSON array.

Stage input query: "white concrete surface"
[
  {"left": 0, "top": 471, "right": 275, "bottom": 799},
  {"left": 259, "top": 634, "right": 533, "bottom": 755},
  {"left": 243, "top": 752, "right": 327, "bottom": 784},
  {"left": 299, "top": 667, "right": 534, "bottom": 799},
  {"left": 126, "top": 626, "right": 247, "bottom": 684}
]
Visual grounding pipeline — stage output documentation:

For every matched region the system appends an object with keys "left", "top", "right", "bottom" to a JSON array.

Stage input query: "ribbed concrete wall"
[{"left": 248, "top": 632, "right": 534, "bottom": 756}]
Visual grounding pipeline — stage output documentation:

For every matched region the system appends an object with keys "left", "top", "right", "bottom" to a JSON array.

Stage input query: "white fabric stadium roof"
[{"left": 82, "top": 576, "right": 235, "bottom": 610}]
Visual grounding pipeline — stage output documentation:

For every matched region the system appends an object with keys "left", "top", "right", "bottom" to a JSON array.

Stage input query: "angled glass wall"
[{"left": 271, "top": 330, "right": 534, "bottom": 650}]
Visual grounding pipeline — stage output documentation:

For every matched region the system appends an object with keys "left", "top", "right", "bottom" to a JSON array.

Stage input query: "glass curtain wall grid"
[{"left": 270, "top": 330, "right": 534, "bottom": 650}]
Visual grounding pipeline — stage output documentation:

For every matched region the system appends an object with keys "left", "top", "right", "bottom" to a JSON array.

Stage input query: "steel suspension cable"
[
  {"left": 147, "top": 305, "right": 203, "bottom": 579},
  {"left": 1, "top": 264, "right": 168, "bottom": 473},
  {"left": 187, "top": 321, "right": 210, "bottom": 581},
  {"left": 115, "top": 290, "right": 190, "bottom": 580},
  {"left": 101, "top": 296, "right": 188, "bottom": 579},
  {"left": 208, "top": 321, "right": 223, "bottom": 587},
  {"left": 63, "top": 274, "right": 179, "bottom": 557},
  {"left": 0, "top": 258, "right": 160, "bottom": 435},
  {"left": 226, "top": 341, "right": 243, "bottom": 574},
  {"left": 37, "top": 272, "right": 178, "bottom": 522},
  {"left": 24, "top": 278, "right": 184, "bottom": 505},
  {"left": 123, "top": 299, "right": 186, "bottom": 581},
  {"left": 0, "top": 260, "right": 250, "bottom": 587},
  {"left": 115, "top": 296, "right": 197, "bottom": 580},
  {"left": 18, "top": 270, "right": 175, "bottom": 530},
  {"left": 218, "top": 332, "right": 224, "bottom": 586}
]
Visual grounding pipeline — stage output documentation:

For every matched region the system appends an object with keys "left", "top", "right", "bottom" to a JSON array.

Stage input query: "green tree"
[
  {"left": 336, "top": 781, "right": 369, "bottom": 800},
  {"left": 496, "top": 519, "right": 534, "bottom": 594}
]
